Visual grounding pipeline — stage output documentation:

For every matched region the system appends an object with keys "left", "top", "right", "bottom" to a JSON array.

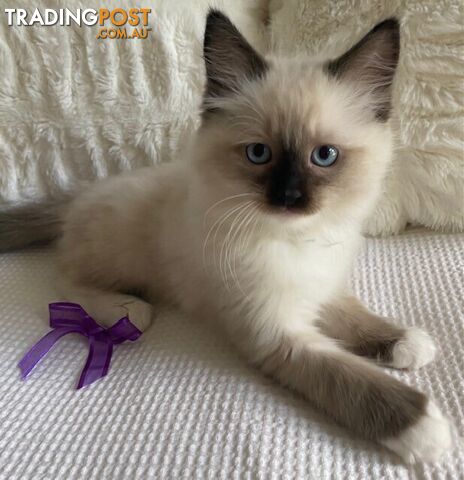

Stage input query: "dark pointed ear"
[
  {"left": 203, "top": 10, "right": 268, "bottom": 104},
  {"left": 326, "top": 18, "right": 400, "bottom": 121}
]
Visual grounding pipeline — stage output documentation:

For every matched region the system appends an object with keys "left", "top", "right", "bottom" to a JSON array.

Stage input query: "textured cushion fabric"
[
  {"left": 0, "top": 230, "right": 463, "bottom": 479},
  {"left": 269, "top": 0, "right": 464, "bottom": 236},
  {"left": 0, "top": 0, "right": 267, "bottom": 204}
]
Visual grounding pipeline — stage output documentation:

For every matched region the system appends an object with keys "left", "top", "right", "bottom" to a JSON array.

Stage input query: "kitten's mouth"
[
  {"left": 266, "top": 205, "right": 307, "bottom": 218},
  {"left": 258, "top": 198, "right": 309, "bottom": 218},
  {"left": 279, "top": 207, "right": 306, "bottom": 216}
]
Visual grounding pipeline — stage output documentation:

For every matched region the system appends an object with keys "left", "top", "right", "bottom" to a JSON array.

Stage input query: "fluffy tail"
[{"left": 0, "top": 199, "right": 70, "bottom": 252}]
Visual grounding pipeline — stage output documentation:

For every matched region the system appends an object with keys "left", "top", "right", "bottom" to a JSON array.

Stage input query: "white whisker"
[
  {"left": 226, "top": 202, "right": 258, "bottom": 292},
  {"left": 231, "top": 204, "right": 260, "bottom": 295},
  {"left": 202, "top": 200, "right": 252, "bottom": 273},
  {"left": 203, "top": 193, "right": 257, "bottom": 225},
  {"left": 219, "top": 201, "right": 254, "bottom": 290}
]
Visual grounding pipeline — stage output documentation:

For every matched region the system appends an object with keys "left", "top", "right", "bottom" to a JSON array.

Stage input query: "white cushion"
[
  {"left": 0, "top": 0, "right": 267, "bottom": 204},
  {"left": 269, "top": 0, "right": 464, "bottom": 236}
]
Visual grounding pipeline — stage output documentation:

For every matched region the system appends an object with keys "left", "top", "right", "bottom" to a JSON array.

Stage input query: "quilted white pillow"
[
  {"left": 0, "top": 0, "right": 268, "bottom": 204},
  {"left": 269, "top": 0, "right": 464, "bottom": 235}
]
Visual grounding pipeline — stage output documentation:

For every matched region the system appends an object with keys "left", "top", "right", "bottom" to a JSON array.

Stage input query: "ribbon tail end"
[
  {"left": 77, "top": 368, "right": 109, "bottom": 390},
  {"left": 18, "top": 366, "right": 31, "bottom": 380},
  {"left": 18, "top": 358, "right": 35, "bottom": 379}
]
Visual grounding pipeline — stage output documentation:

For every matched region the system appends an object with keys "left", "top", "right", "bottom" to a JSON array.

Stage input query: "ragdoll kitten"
[{"left": 0, "top": 10, "right": 452, "bottom": 463}]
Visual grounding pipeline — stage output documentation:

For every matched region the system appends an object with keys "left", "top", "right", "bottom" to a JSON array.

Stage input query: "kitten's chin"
[{"left": 263, "top": 207, "right": 316, "bottom": 233}]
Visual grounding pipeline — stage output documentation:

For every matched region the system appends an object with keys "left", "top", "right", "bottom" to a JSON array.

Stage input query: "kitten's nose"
[{"left": 284, "top": 188, "right": 302, "bottom": 206}]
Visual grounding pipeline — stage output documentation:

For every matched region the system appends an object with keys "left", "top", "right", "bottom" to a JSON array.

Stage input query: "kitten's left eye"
[
  {"left": 311, "top": 145, "right": 339, "bottom": 167},
  {"left": 246, "top": 143, "right": 272, "bottom": 165}
]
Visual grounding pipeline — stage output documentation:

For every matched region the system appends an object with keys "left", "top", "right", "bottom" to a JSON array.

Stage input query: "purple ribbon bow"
[{"left": 19, "top": 302, "right": 142, "bottom": 389}]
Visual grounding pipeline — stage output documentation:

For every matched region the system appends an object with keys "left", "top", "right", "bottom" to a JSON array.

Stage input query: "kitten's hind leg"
[
  {"left": 55, "top": 278, "right": 153, "bottom": 332},
  {"left": 317, "top": 295, "right": 436, "bottom": 370}
]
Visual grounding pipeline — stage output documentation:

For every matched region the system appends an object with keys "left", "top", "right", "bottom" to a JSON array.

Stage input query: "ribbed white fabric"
[{"left": 0, "top": 230, "right": 463, "bottom": 479}]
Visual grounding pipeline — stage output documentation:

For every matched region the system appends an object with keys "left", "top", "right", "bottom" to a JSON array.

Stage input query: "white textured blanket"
[{"left": 0, "top": 230, "right": 463, "bottom": 479}]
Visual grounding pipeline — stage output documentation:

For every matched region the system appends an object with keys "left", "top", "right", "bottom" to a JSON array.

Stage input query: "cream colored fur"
[
  {"left": 58, "top": 57, "right": 392, "bottom": 335},
  {"left": 52, "top": 15, "right": 451, "bottom": 460}
]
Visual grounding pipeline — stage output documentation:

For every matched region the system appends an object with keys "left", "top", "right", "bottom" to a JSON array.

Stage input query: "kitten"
[{"left": 0, "top": 10, "right": 452, "bottom": 462}]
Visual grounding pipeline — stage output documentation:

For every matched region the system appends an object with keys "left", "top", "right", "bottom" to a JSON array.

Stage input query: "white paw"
[
  {"left": 80, "top": 296, "right": 153, "bottom": 332},
  {"left": 381, "top": 401, "right": 452, "bottom": 463},
  {"left": 56, "top": 279, "right": 153, "bottom": 332},
  {"left": 391, "top": 327, "right": 436, "bottom": 370},
  {"left": 117, "top": 298, "right": 153, "bottom": 332}
]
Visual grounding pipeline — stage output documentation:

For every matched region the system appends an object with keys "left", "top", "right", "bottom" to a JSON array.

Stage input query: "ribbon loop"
[
  {"left": 19, "top": 302, "right": 142, "bottom": 389},
  {"left": 49, "top": 302, "right": 102, "bottom": 333}
]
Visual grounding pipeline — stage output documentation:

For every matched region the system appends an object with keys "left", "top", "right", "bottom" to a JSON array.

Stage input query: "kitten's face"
[{"left": 196, "top": 11, "right": 400, "bottom": 230}]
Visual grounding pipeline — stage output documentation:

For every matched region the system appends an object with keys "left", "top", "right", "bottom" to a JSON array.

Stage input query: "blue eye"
[
  {"left": 311, "top": 145, "right": 339, "bottom": 167},
  {"left": 246, "top": 143, "right": 272, "bottom": 165}
]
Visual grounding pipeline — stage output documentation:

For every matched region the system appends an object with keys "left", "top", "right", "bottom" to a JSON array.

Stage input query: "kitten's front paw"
[
  {"left": 118, "top": 299, "right": 153, "bottom": 332},
  {"left": 381, "top": 401, "right": 452, "bottom": 463},
  {"left": 391, "top": 327, "right": 436, "bottom": 370}
]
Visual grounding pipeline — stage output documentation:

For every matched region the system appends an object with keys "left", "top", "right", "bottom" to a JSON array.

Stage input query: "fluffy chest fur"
[
  {"left": 177, "top": 195, "right": 362, "bottom": 334},
  {"left": 247, "top": 234, "right": 357, "bottom": 306}
]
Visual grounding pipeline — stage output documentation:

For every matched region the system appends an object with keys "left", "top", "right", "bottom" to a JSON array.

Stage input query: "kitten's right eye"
[{"left": 246, "top": 143, "right": 272, "bottom": 165}]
